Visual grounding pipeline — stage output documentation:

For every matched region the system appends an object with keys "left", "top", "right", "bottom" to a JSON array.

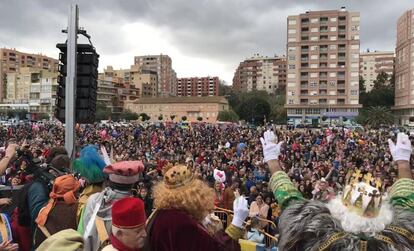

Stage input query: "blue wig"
[{"left": 72, "top": 145, "right": 107, "bottom": 183}]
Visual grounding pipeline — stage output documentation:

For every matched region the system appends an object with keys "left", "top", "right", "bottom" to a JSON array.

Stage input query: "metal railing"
[{"left": 214, "top": 207, "right": 278, "bottom": 249}]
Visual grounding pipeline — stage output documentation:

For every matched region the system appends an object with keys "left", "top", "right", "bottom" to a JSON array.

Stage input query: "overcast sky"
[{"left": 0, "top": 0, "right": 412, "bottom": 84}]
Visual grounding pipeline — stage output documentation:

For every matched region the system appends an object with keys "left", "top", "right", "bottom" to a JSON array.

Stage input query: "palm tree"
[{"left": 364, "top": 106, "right": 394, "bottom": 128}]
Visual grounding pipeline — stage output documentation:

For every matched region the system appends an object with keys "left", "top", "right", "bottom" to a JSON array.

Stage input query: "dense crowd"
[{"left": 0, "top": 121, "right": 413, "bottom": 250}]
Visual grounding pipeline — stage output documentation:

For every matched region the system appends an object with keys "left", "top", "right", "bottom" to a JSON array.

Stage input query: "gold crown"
[
  {"left": 342, "top": 169, "right": 384, "bottom": 218},
  {"left": 163, "top": 164, "right": 194, "bottom": 189}
]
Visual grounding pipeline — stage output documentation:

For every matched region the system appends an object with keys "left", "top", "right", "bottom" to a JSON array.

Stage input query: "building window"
[
  {"left": 288, "top": 19, "right": 297, "bottom": 25},
  {"left": 288, "top": 64, "right": 296, "bottom": 69}
]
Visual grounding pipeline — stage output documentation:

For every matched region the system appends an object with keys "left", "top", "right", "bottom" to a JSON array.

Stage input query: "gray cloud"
[{"left": 0, "top": 0, "right": 412, "bottom": 82}]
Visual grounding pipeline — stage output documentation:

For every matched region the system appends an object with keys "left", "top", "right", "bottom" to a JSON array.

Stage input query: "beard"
[
  {"left": 277, "top": 198, "right": 414, "bottom": 251},
  {"left": 326, "top": 196, "right": 393, "bottom": 234}
]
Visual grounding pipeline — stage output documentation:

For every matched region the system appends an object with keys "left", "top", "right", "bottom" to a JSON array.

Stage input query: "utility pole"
[{"left": 65, "top": 4, "right": 78, "bottom": 160}]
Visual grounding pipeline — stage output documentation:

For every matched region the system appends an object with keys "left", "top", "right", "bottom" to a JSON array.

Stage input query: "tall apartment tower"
[
  {"left": 285, "top": 8, "right": 361, "bottom": 125},
  {"left": 0, "top": 48, "right": 58, "bottom": 102},
  {"left": 394, "top": 9, "right": 414, "bottom": 125},
  {"left": 359, "top": 51, "right": 395, "bottom": 92},
  {"left": 134, "top": 54, "right": 176, "bottom": 97},
  {"left": 232, "top": 54, "right": 286, "bottom": 94}
]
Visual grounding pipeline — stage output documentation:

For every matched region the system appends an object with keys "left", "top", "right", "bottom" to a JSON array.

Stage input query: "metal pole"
[{"left": 65, "top": 4, "right": 78, "bottom": 160}]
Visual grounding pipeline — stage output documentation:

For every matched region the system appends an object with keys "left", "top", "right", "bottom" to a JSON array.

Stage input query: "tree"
[
  {"left": 218, "top": 81, "right": 233, "bottom": 96},
  {"left": 181, "top": 116, "right": 187, "bottom": 121},
  {"left": 359, "top": 106, "right": 394, "bottom": 128},
  {"left": 237, "top": 96, "right": 270, "bottom": 125},
  {"left": 158, "top": 115, "right": 163, "bottom": 121},
  {"left": 197, "top": 116, "right": 203, "bottom": 121},
  {"left": 217, "top": 110, "right": 239, "bottom": 122},
  {"left": 359, "top": 76, "right": 366, "bottom": 94},
  {"left": 373, "top": 71, "right": 389, "bottom": 90},
  {"left": 95, "top": 103, "right": 111, "bottom": 121},
  {"left": 37, "top": 113, "right": 50, "bottom": 120},
  {"left": 119, "top": 110, "right": 139, "bottom": 121},
  {"left": 359, "top": 72, "right": 394, "bottom": 109},
  {"left": 139, "top": 113, "right": 150, "bottom": 121},
  {"left": 170, "top": 115, "right": 176, "bottom": 121}
]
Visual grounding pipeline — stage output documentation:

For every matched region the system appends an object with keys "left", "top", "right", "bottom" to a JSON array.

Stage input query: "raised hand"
[
  {"left": 388, "top": 133, "right": 412, "bottom": 162},
  {"left": 231, "top": 196, "right": 249, "bottom": 228},
  {"left": 260, "top": 130, "right": 283, "bottom": 163}
]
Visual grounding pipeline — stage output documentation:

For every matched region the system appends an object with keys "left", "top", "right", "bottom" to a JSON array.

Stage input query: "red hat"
[
  {"left": 112, "top": 197, "right": 146, "bottom": 229},
  {"left": 103, "top": 161, "right": 144, "bottom": 184}
]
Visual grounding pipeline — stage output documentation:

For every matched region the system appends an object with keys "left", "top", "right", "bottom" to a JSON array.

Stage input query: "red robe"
[{"left": 148, "top": 209, "right": 240, "bottom": 251}]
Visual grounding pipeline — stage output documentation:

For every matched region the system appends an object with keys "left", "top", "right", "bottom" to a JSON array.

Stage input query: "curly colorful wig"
[{"left": 153, "top": 178, "right": 216, "bottom": 222}]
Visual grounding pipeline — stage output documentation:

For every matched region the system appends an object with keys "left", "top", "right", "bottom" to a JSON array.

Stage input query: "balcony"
[
  {"left": 301, "top": 58, "right": 309, "bottom": 62},
  {"left": 337, "top": 83, "right": 345, "bottom": 89},
  {"left": 319, "top": 91, "right": 328, "bottom": 95},
  {"left": 338, "top": 46, "right": 346, "bottom": 51},
  {"left": 320, "top": 73, "right": 328, "bottom": 78},
  {"left": 338, "top": 56, "right": 346, "bottom": 61},
  {"left": 300, "top": 100, "right": 309, "bottom": 105},
  {"left": 301, "top": 49, "right": 309, "bottom": 53},
  {"left": 337, "top": 101, "right": 346, "bottom": 105},
  {"left": 301, "top": 36, "right": 309, "bottom": 41},
  {"left": 319, "top": 84, "right": 328, "bottom": 89},
  {"left": 301, "top": 75, "right": 309, "bottom": 80},
  {"left": 300, "top": 84, "right": 308, "bottom": 89},
  {"left": 337, "top": 73, "right": 346, "bottom": 78}
]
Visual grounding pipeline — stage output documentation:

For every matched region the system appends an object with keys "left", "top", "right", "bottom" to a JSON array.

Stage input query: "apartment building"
[
  {"left": 98, "top": 74, "right": 139, "bottom": 110},
  {"left": 393, "top": 9, "right": 414, "bottom": 125},
  {"left": 359, "top": 51, "right": 395, "bottom": 92},
  {"left": 177, "top": 76, "right": 219, "bottom": 97},
  {"left": 285, "top": 8, "right": 361, "bottom": 125},
  {"left": 129, "top": 65, "right": 158, "bottom": 97},
  {"left": 232, "top": 55, "right": 286, "bottom": 94},
  {"left": 134, "top": 54, "right": 177, "bottom": 97},
  {"left": 102, "top": 66, "right": 157, "bottom": 98},
  {"left": 0, "top": 67, "right": 58, "bottom": 115},
  {"left": 96, "top": 79, "right": 124, "bottom": 113},
  {"left": 0, "top": 48, "right": 58, "bottom": 102}
]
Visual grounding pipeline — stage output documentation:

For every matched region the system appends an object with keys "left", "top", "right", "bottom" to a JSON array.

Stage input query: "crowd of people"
[{"left": 0, "top": 121, "right": 412, "bottom": 250}]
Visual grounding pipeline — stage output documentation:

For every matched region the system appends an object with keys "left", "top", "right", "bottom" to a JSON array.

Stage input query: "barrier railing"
[
  {"left": 259, "top": 229, "right": 278, "bottom": 248},
  {"left": 214, "top": 207, "right": 278, "bottom": 248}
]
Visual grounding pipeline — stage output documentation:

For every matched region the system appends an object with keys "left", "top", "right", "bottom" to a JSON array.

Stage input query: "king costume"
[
  {"left": 261, "top": 130, "right": 414, "bottom": 251},
  {"left": 144, "top": 164, "right": 249, "bottom": 251}
]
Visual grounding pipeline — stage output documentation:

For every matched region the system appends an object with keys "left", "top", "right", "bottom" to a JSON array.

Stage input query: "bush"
[{"left": 181, "top": 116, "right": 187, "bottom": 121}]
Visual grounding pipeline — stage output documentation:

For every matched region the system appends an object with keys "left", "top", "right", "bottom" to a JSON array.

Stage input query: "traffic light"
[{"left": 55, "top": 43, "right": 99, "bottom": 123}]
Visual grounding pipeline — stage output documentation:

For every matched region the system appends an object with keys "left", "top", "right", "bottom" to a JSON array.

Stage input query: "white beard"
[{"left": 326, "top": 196, "right": 394, "bottom": 235}]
